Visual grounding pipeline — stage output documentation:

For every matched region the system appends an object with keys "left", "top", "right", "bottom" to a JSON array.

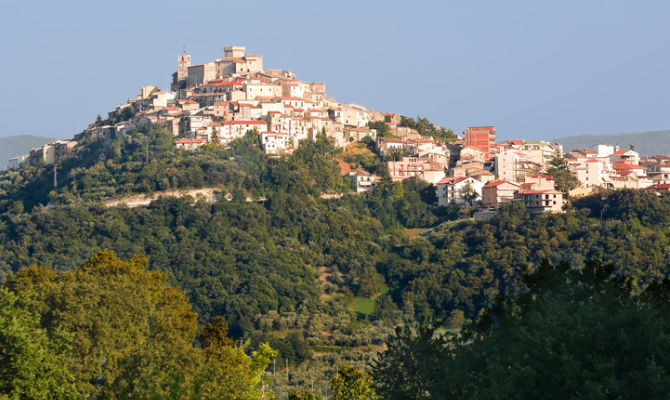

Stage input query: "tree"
[
  {"left": 2, "top": 251, "right": 277, "bottom": 400},
  {"left": 459, "top": 183, "right": 478, "bottom": 206},
  {"left": 546, "top": 155, "right": 578, "bottom": 194},
  {"left": 0, "top": 289, "right": 78, "bottom": 399},
  {"left": 329, "top": 365, "right": 377, "bottom": 400},
  {"left": 288, "top": 389, "right": 324, "bottom": 400},
  {"left": 372, "top": 316, "right": 450, "bottom": 400},
  {"left": 368, "top": 121, "right": 391, "bottom": 138},
  {"left": 374, "top": 260, "right": 670, "bottom": 399}
]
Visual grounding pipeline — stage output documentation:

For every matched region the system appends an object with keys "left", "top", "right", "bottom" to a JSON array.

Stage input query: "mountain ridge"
[{"left": 553, "top": 129, "right": 670, "bottom": 156}]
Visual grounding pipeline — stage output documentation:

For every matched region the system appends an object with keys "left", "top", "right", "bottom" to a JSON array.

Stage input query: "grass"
[
  {"left": 350, "top": 297, "right": 376, "bottom": 316},
  {"left": 404, "top": 227, "right": 430, "bottom": 237}
]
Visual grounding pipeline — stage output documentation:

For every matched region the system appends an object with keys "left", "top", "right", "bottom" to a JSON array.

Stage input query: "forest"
[{"left": 0, "top": 123, "right": 669, "bottom": 398}]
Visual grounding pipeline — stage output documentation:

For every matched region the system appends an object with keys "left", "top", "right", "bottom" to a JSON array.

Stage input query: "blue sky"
[{"left": 2, "top": 0, "right": 669, "bottom": 141}]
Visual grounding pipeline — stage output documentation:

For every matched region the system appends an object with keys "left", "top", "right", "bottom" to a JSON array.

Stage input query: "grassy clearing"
[
  {"left": 350, "top": 297, "right": 375, "bottom": 316},
  {"left": 405, "top": 228, "right": 429, "bottom": 237}
]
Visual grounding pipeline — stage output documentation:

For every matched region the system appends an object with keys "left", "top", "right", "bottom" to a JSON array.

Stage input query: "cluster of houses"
[
  {"left": 7, "top": 45, "right": 669, "bottom": 215},
  {"left": 8, "top": 139, "right": 77, "bottom": 169},
  {"left": 372, "top": 130, "right": 568, "bottom": 214}
]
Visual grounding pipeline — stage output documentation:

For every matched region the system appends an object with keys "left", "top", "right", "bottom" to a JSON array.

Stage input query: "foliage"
[
  {"left": 546, "top": 155, "right": 579, "bottom": 193},
  {"left": 329, "top": 365, "right": 377, "bottom": 400},
  {"left": 399, "top": 116, "right": 457, "bottom": 142},
  {"left": 0, "top": 288, "right": 78, "bottom": 399},
  {"left": 1, "top": 251, "right": 276, "bottom": 400},
  {"left": 374, "top": 259, "right": 670, "bottom": 399},
  {"left": 372, "top": 316, "right": 450, "bottom": 400},
  {"left": 367, "top": 121, "right": 392, "bottom": 138},
  {"left": 288, "top": 389, "right": 323, "bottom": 400}
]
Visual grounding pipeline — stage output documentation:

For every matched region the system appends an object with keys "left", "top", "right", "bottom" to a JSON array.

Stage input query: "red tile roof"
[
  {"left": 437, "top": 176, "right": 468, "bottom": 185},
  {"left": 222, "top": 120, "right": 268, "bottom": 125},
  {"left": 483, "top": 180, "right": 519, "bottom": 188},
  {"left": 176, "top": 138, "right": 206, "bottom": 144},
  {"left": 613, "top": 163, "right": 644, "bottom": 170}
]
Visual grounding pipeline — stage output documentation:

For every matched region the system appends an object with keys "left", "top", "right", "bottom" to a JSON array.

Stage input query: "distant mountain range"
[
  {"left": 554, "top": 130, "right": 670, "bottom": 156},
  {"left": 0, "top": 135, "right": 58, "bottom": 170}
]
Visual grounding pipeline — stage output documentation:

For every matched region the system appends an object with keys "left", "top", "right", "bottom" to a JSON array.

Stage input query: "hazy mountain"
[
  {"left": 554, "top": 130, "right": 670, "bottom": 156},
  {"left": 0, "top": 135, "right": 57, "bottom": 170}
]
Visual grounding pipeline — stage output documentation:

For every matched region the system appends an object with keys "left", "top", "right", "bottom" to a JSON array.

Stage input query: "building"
[
  {"left": 348, "top": 170, "right": 379, "bottom": 193},
  {"left": 387, "top": 157, "right": 444, "bottom": 183},
  {"left": 515, "top": 189, "right": 565, "bottom": 214},
  {"left": 260, "top": 132, "right": 290, "bottom": 154},
  {"left": 8, "top": 154, "right": 29, "bottom": 169},
  {"left": 482, "top": 180, "right": 520, "bottom": 208},
  {"left": 176, "top": 137, "right": 207, "bottom": 150},
  {"left": 463, "top": 126, "right": 496, "bottom": 160},
  {"left": 435, "top": 176, "right": 483, "bottom": 206}
]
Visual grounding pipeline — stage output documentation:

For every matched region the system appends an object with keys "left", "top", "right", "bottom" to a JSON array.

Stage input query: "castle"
[{"left": 171, "top": 45, "right": 264, "bottom": 90}]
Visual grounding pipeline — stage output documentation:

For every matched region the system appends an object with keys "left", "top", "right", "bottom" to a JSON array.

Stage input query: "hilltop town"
[{"left": 11, "top": 45, "right": 670, "bottom": 215}]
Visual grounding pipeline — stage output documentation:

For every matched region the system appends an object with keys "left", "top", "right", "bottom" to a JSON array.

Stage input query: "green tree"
[
  {"left": 374, "top": 260, "right": 670, "bottom": 400},
  {"left": 459, "top": 183, "right": 478, "bottom": 206},
  {"left": 288, "top": 389, "right": 324, "bottom": 400},
  {"left": 0, "top": 288, "right": 79, "bottom": 399},
  {"left": 546, "top": 155, "right": 578, "bottom": 194},
  {"left": 372, "top": 316, "right": 450, "bottom": 400},
  {"left": 2, "top": 251, "right": 277, "bottom": 400},
  {"left": 329, "top": 365, "right": 377, "bottom": 400}
]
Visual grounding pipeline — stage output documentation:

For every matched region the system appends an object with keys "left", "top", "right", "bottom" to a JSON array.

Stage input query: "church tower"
[{"left": 177, "top": 49, "right": 191, "bottom": 81}]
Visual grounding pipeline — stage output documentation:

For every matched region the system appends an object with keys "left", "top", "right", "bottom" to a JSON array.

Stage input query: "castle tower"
[
  {"left": 177, "top": 51, "right": 191, "bottom": 81},
  {"left": 224, "top": 45, "right": 246, "bottom": 59}
]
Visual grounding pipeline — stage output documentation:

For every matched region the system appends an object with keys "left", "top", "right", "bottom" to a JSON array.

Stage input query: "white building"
[
  {"left": 435, "top": 176, "right": 483, "bottom": 206},
  {"left": 260, "top": 132, "right": 290, "bottom": 155}
]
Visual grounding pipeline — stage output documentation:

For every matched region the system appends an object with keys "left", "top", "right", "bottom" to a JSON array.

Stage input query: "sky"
[{"left": 2, "top": 0, "right": 669, "bottom": 141}]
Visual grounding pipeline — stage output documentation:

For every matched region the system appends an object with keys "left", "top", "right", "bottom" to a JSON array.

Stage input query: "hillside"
[
  {"left": 0, "top": 120, "right": 669, "bottom": 396},
  {"left": 0, "top": 135, "right": 58, "bottom": 169},
  {"left": 554, "top": 129, "right": 670, "bottom": 155}
]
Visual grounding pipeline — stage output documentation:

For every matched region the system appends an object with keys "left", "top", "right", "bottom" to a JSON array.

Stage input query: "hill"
[
  {"left": 0, "top": 122, "right": 669, "bottom": 397},
  {"left": 554, "top": 129, "right": 670, "bottom": 156},
  {"left": 0, "top": 135, "right": 58, "bottom": 170}
]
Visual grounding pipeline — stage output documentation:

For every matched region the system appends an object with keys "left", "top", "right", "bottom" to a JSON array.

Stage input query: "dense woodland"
[{"left": 1, "top": 122, "right": 669, "bottom": 398}]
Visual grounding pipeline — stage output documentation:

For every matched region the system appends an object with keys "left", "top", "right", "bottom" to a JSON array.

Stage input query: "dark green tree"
[{"left": 546, "top": 155, "right": 579, "bottom": 194}]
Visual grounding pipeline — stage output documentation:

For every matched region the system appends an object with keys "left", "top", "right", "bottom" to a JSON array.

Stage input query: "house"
[
  {"left": 259, "top": 132, "right": 290, "bottom": 155},
  {"left": 219, "top": 120, "right": 268, "bottom": 143},
  {"left": 495, "top": 150, "right": 540, "bottom": 182},
  {"left": 609, "top": 149, "right": 640, "bottom": 165},
  {"left": 176, "top": 137, "right": 207, "bottom": 150},
  {"left": 348, "top": 170, "right": 379, "bottom": 193},
  {"left": 435, "top": 176, "right": 483, "bottom": 206},
  {"left": 388, "top": 157, "right": 442, "bottom": 183},
  {"left": 647, "top": 183, "right": 670, "bottom": 194},
  {"left": 515, "top": 189, "right": 565, "bottom": 214},
  {"left": 482, "top": 180, "right": 520, "bottom": 208},
  {"left": 8, "top": 154, "right": 29, "bottom": 169}
]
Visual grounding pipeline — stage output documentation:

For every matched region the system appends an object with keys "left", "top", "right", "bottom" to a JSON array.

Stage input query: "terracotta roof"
[
  {"left": 517, "top": 189, "right": 559, "bottom": 194},
  {"left": 222, "top": 120, "right": 267, "bottom": 125},
  {"left": 176, "top": 138, "right": 206, "bottom": 144},
  {"left": 613, "top": 163, "right": 644, "bottom": 170},
  {"left": 436, "top": 176, "right": 468, "bottom": 185},
  {"left": 484, "top": 180, "right": 519, "bottom": 188}
]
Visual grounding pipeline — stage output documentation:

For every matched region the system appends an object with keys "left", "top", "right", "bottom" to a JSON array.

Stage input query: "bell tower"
[{"left": 177, "top": 47, "right": 191, "bottom": 81}]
